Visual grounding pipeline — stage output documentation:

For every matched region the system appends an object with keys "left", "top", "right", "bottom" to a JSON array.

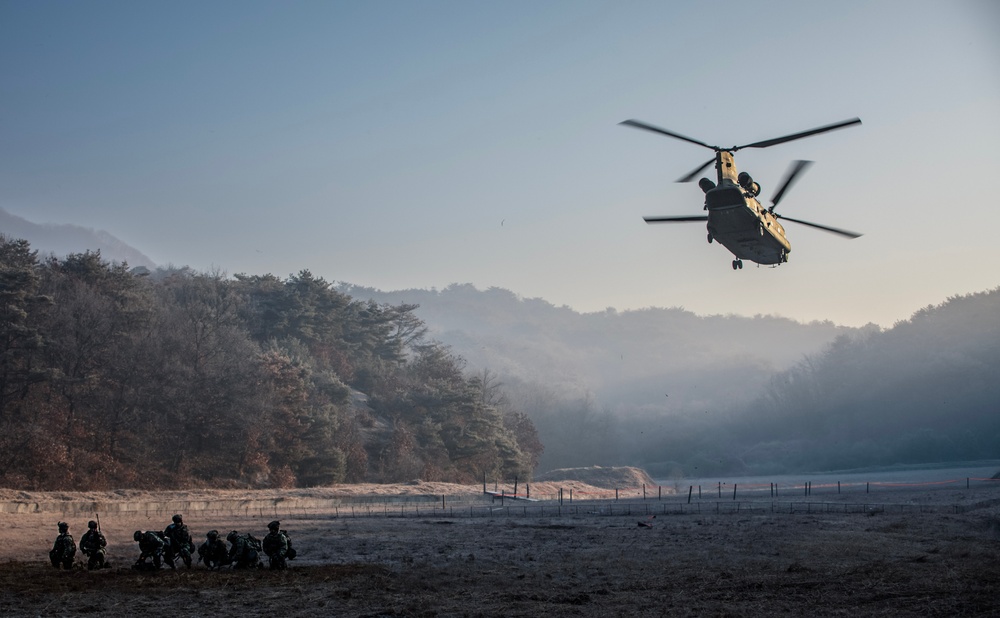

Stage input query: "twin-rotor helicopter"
[{"left": 620, "top": 117, "right": 863, "bottom": 269}]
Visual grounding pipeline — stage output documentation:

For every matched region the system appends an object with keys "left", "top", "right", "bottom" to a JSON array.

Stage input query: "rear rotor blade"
[
  {"left": 677, "top": 157, "right": 717, "bottom": 183},
  {"left": 770, "top": 160, "right": 813, "bottom": 210},
  {"left": 619, "top": 120, "right": 717, "bottom": 150},
  {"left": 643, "top": 215, "right": 709, "bottom": 223},
  {"left": 773, "top": 214, "right": 862, "bottom": 239},
  {"left": 737, "top": 117, "right": 862, "bottom": 150}
]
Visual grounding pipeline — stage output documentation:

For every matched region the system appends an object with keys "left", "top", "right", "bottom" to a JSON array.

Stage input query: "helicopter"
[{"left": 620, "top": 117, "right": 863, "bottom": 269}]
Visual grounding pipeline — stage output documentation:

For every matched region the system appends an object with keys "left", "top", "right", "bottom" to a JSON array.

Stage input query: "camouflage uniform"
[
  {"left": 262, "top": 520, "right": 290, "bottom": 570},
  {"left": 133, "top": 530, "right": 165, "bottom": 570},
  {"left": 49, "top": 522, "right": 76, "bottom": 569},
  {"left": 163, "top": 514, "right": 194, "bottom": 568},
  {"left": 197, "top": 530, "right": 230, "bottom": 570},
  {"left": 79, "top": 520, "right": 108, "bottom": 570},
  {"left": 226, "top": 530, "right": 262, "bottom": 570}
]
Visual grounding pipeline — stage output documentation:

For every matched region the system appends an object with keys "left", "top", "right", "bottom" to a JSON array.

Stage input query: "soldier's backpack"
[
  {"left": 283, "top": 530, "right": 296, "bottom": 560},
  {"left": 245, "top": 533, "right": 263, "bottom": 553}
]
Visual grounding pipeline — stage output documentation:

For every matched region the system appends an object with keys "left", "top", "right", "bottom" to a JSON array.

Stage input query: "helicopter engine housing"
[{"left": 737, "top": 171, "right": 760, "bottom": 197}]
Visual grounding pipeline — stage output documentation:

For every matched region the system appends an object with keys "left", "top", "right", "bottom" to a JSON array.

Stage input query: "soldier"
[
  {"left": 262, "top": 520, "right": 290, "bottom": 570},
  {"left": 133, "top": 530, "right": 165, "bottom": 570},
  {"left": 226, "top": 530, "right": 262, "bottom": 570},
  {"left": 79, "top": 520, "right": 108, "bottom": 570},
  {"left": 197, "top": 530, "right": 230, "bottom": 570},
  {"left": 163, "top": 514, "right": 194, "bottom": 568},
  {"left": 49, "top": 522, "right": 76, "bottom": 569}
]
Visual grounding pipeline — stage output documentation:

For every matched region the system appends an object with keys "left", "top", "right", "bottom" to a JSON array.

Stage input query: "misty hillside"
[
  {"left": 337, "top": 283, "right": 859, "bottom": 413},
  {"left": 342, "top": 283, "right": 1000, "bottom": 477},
  {"left": 0, "top": 208, "right": 156, "bottom": 269}
]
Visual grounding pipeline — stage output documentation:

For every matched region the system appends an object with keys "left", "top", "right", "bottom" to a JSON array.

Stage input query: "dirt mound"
[{"left": 533, "top": 466, "right": 655, "bottom": 489}]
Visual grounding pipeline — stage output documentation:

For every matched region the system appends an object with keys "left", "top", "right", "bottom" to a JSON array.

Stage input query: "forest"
[
  {"left": 0, "top": 236, "right": 542, "bottom": 490},
  {"left": 4, "top": 232, "right": 997, "bottom": 490}
]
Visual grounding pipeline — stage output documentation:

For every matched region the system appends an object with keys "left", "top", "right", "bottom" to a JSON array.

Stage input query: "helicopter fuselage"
[
  {"left": 704, "top": 150, "right": 789, "bottom": 266},
  {"left": 705, "top": 181, "right": 789, "bottom": 265}
]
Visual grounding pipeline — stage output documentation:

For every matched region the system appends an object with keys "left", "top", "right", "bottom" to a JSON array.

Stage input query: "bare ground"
[{"left": 2, "top": 475, "right": 999, "bottom": 617}]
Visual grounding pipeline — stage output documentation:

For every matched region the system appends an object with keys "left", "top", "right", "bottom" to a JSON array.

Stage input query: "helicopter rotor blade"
[
  {"left": 677, "top": 157, "right": 717, "bottom": 183},
  {"left": 773, "top": 213, "right": 862, "bottom": 239},
  {"left": 643, "top": 215, "right": 710, "bottom": 224},
  {"left": 619, "top": 120, "right": 717, "bottom": 150},
  {"left": 770, "top": 160, "right": 813, "bottom": 211},
  {"left": 737, "top": 117, "right": 862, "bottom": 150}
]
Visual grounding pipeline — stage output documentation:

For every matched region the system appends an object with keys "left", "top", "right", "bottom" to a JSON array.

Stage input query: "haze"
[{"left": 2, "top": 1, "right": 999, "bottom": 327}]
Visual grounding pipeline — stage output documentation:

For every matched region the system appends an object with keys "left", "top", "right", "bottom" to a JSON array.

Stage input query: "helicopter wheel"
[
  {"left": 707, "top": 233, "right": 713, "bottom": 244},
  {"left": 732, "top": 259, "right": 743, "bottom": 270}
]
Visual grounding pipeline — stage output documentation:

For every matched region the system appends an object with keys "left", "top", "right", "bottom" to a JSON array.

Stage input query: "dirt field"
[{"left": 1, "top": 476, "right": 999, "bottom": 617}]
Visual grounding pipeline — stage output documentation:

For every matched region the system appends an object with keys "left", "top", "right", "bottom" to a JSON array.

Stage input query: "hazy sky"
[{"left": 3, "top": 1, "right": 998, "bottom": 327}]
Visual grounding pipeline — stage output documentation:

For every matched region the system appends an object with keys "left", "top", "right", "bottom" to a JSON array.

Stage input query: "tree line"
[{"left": 0, "top": 236, "right": 542, "bottom": 490}]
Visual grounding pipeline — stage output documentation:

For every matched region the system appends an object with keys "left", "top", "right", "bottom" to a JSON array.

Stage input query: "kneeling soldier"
[
  {"left": 262, "top": 520, "right": 289, "bottom": 570},
  {"left": 198, "top": 530, "right": 230, "bottom": 570},
  {"left": 49, "top": 522, "right": 76, "bottom": 569},
  {"left": 80, "top": 520, "right": 108, "bottom": 570}
]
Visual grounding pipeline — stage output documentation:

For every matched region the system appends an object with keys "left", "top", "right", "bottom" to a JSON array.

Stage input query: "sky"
[{"left": 2, "top": 0, "right": 999, "bottom": 328}]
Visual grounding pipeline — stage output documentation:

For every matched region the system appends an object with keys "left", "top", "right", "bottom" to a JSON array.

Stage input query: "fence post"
[
  {"left": 643, "top": 484, "right": 646, "bottom": 500},
  {"left": 718, "top": 482, "right": 721, "bottom": 498},
  {"left": 733, "top": 484, "right": 737, "bottom": 500},
  {"left": 687, "top": 485, "right": 693, "bottom": 504},
  {"left": 615, "top": 488, "right": 619, "bottom": 502}
]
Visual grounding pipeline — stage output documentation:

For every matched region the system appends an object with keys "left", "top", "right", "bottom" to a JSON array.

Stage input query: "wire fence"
[{"left": 5, "top": 475, "right": 999, "bottom": 520}]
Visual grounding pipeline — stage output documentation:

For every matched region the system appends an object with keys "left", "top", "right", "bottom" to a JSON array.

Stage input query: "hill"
[
  {"left": 0, "top": 208, "right": 155, "bottom": 269},
  {"left": 337, "top": 283, "right": 857, "bottom": 410}
]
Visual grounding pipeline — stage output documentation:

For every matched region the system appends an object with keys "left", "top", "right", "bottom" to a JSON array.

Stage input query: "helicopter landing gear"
[
  {"left": 732, "top": 259, "right": 743, "bottom": 270},
  {"left": 707, "top": 233, "right": 713, "bottom": 244}
]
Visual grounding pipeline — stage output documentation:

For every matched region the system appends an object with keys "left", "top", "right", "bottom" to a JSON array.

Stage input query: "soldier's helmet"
[
  {"left": 88, "top": 520, "right": 98, "bottom": 529},
  {"left": 207, "top": 530, "right": 219, "bottom": 540},
  {"left": 134, "top": 530, "right": 142, "bottom": 542},
  {"left": 58, "top": 521, "right": 69, "bottom": 532},
  {"left": 172, "top": 514, "right": 182, "bottom": 524},
  {"left": 267, "top": 520, "right": 280, "bottom": 531},
  {"left": 226, "top": 530, "right": 238, "bottom": 543}
]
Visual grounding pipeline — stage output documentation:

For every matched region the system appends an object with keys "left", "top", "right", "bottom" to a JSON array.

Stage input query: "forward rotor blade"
[
  {"left": 737, "top": 117, "right": 862, "bottom": 150},
  {"left": 770, "top": 160, "right": 813, "bottom": 210},
  {"left": 677, "top": 157, "right": 717, "bottom": 183},
  {"left": 619, "top": 120, "right": 717, "bottom": 150},
  {"left": 643, "top": 215, "right": 709, "bottom": 224},
  {"left": 773, "top": 214, "right": 862, "bottom": 239}
]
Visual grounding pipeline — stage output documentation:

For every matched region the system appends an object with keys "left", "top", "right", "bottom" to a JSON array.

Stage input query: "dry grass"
[{"left": 1, "top": 481, "right": 999, "bottom": 616}]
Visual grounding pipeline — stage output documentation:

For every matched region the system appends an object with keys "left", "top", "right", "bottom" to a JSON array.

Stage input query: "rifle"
[{"left": 96, "top": 512, "right": 101, "bottom": 533}]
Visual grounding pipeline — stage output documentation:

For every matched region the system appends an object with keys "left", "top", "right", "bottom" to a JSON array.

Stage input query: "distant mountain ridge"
[
  {"left": 337, "top": 282, "right": 860, "bottom": 412},
  {"left": 0, "top": 208, "right": 156, "bottom": 269}
]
